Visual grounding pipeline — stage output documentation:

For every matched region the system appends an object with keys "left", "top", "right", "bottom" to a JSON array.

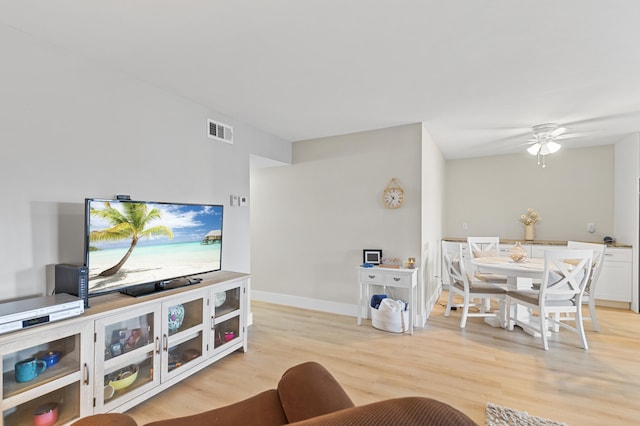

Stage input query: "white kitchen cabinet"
[
  {"left": 441, "top": 241, "right": 540, "bottom": 286},
  {"left": 596, "top": 248, "right": 632, "bottom": 302}
]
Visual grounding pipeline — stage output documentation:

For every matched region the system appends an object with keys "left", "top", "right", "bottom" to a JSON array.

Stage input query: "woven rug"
[{"left": 486, "top": 403, "right": 569, "bottom": 426}]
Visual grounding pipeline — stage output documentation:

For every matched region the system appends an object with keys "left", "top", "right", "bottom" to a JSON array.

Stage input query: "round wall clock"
[{"left": 382, "top": 178, "right": 405, "bottom": 209}]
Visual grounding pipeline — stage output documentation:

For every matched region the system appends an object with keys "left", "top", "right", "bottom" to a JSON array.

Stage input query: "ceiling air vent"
[{"left": 207, "top": 119, "right": 233, "bottom": 144}]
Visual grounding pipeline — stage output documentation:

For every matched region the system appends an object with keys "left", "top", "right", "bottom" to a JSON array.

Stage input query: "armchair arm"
[
  {"left": 289, "top": 397, "right": 478, "bottom": 426},
  {"left": 144, "top": 389, "right": 288, "bottom": 426},
  {"left": 277, "top": 361, "right": 354, "bottom": 423},
  {"left": 71, "top": 413, "right": 138, "bottom": 426}
]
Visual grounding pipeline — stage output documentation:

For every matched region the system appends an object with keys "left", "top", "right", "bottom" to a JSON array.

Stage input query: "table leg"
[
  {"left": 509, "top": 277, "right": 550, "bottom": 338},
  {"left": 483, "top": 302, "right": 505, "bottom": 328}
]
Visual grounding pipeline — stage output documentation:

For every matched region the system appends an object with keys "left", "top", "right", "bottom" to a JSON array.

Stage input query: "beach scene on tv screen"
[{"left": 87, "top": 201, "right": 223, "bottom": 293}]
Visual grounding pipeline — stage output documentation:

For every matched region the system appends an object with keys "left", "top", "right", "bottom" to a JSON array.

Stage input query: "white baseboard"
[
  {"left": 251, "top": 290, "right": 434, "bottom": 329},
  {"left": 251, "top": 290, "right": 359, "bottom": 317},
  {"left": 421, "top": 285, "right": 442, "bottom": 326}
]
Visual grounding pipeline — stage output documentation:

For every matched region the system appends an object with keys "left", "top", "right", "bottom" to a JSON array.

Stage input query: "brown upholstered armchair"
[{"left": 72, "top": 361, "right": 476, "bottom": 426}]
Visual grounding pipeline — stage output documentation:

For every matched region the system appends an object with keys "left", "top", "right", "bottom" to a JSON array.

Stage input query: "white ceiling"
[{"left": 2, "top": 0, "right": 640, "bottom": 159}]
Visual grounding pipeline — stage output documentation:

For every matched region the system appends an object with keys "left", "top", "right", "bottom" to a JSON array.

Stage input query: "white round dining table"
[
  {"left": 471, "top": 256, "right": 545, "bottom": 282},
  {"left": 471, "top": 256, "right": 548, "bottom": 337}
]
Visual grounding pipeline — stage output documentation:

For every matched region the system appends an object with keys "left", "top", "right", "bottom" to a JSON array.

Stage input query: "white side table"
[{"left": 357, "top": 266, "right": 418, "bottom": 335}]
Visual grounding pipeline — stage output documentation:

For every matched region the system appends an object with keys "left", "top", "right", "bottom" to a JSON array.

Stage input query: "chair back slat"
[
  {"left": 467, "top": 237, "right": 500, "bottom": 259},
  {"left": 443, "top": 246, "right": 470, "bottom": 292},
  {"left": 567, "top": 241, "right": 606, "bottom": 293},
  {"left": 539, "top": 249, "right": 593, "bottom": 303}
]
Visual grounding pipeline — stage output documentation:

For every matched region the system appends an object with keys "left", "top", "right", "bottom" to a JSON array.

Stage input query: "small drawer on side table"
[
  {"left": 384, "top": 273, "right": 410, "bottom": 287},
  {"left": 359, "top": 270, "right": 383, "bottom": 284}
]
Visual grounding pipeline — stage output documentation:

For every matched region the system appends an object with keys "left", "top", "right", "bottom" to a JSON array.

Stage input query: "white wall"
[
  {"left": 250, "top": 124, "right": 423, "bottom": 315},
  {"left": 0, "top": 25, "right": 290, "bottom": 300},
  {"left": 614, "top": 134, "right": 639, "bottom": 312},
  {"left": 444, "top": 145, "right": 615, "bottom": 242},
  {"left": 420, "top": 124, "right": 445, "bottom": 323},
  {"left": 250, "top": 126, "right": 635, "bottom": 319}
]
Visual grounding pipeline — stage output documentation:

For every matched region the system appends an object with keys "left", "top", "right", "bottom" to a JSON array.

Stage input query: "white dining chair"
[
  {"left": 444, "top": 246, "right": 507, "bottom": 328},
  {"left": 467, "top": 237, "right": 507, "bottom": 312},
  {"left": 466, "top": 237, "right": 508, "bottom": 285},
  {"left": 507, "top": 249, "right": 593, "bottom": 350},
  {"left": 563, "top": 241, "right": 607, "bottom": 331}
]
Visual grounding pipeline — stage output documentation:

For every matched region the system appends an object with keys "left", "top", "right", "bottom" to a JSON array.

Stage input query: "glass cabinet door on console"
[
  {"left": 161, "top": 291, "right": 207, "bottom": 381},
  {"left": 1, "top": 321, "right": 93, "bottom": 426},
  {"left": 94, "top": 306, "right": 160, "bottom": 413},
  {"left": 211, "top": 282, "right": 246, "bottom": 355}
]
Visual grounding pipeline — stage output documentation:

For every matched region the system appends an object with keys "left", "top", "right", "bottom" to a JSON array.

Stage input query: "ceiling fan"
[
  {"left": 466, "top": 111, "right": 640, "bottom": 161},
  {"left": 526, "top": 123, "right": 572, "bottom": 168}
]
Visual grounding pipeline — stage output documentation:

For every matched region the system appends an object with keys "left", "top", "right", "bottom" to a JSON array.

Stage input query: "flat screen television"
[{"left": 84, "top": 198, "right": 223, "bottom": 297}]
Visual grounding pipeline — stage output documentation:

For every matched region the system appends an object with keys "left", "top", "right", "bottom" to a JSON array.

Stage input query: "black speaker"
[{"left": 55, "top": 264, "right": 89, "bottom": 308}]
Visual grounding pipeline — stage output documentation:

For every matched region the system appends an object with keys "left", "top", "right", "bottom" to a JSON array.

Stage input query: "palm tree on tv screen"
[{"left": 90, "top": 202, "right": 174, "bottom": 277}]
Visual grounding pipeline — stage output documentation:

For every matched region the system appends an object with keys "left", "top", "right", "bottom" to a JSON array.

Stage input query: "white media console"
[{"left": 0, "top": 271, "right": 249, "bottom": 425}]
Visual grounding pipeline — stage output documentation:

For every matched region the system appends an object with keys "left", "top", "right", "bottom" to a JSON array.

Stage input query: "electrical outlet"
[
  {"left": 587, "top": 223, "right": 596, "bottom": 233},
  {"left": 230, "top": 195, "right": 239, "bottom": 206},
  {"left": 462, "top": 222, "right": 469, "bottom": 231}
]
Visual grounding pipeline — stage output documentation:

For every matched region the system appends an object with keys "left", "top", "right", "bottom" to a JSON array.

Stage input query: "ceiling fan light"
[
  {"left": 528, "top": 123, "right": 565, "bottom": 167},
  {"left": 547, "top": 141, "right": 561, "bottom": 153},
  {"left": 539, "top": 143, "right": 551, "bottom": 156},
  {"left": 527, "top": 144, "right": 540, "bottom": 155}
]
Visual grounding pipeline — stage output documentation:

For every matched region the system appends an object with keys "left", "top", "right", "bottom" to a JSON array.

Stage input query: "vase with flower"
[{"left": 519, "top": 208, "right": 541, "bottom": 241}]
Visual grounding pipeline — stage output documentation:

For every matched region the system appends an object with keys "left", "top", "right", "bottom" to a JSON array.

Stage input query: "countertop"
[{"left": 442, "top": 237, "right": 631, "bottom": 249}]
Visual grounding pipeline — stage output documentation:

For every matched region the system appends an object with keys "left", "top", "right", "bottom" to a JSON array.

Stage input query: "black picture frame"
[{"left": 363, "top": 249, "right": 383, "bottom": 265}]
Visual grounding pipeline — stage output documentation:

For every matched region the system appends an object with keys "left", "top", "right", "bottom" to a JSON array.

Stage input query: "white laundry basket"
[{"left": 370, "top": 298, "right": 409, "bottom": 333}]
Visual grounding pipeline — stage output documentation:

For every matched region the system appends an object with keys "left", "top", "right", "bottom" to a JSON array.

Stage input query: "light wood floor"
[{"left": 126, "top": 293, "right": 640, "bottom": 425}]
